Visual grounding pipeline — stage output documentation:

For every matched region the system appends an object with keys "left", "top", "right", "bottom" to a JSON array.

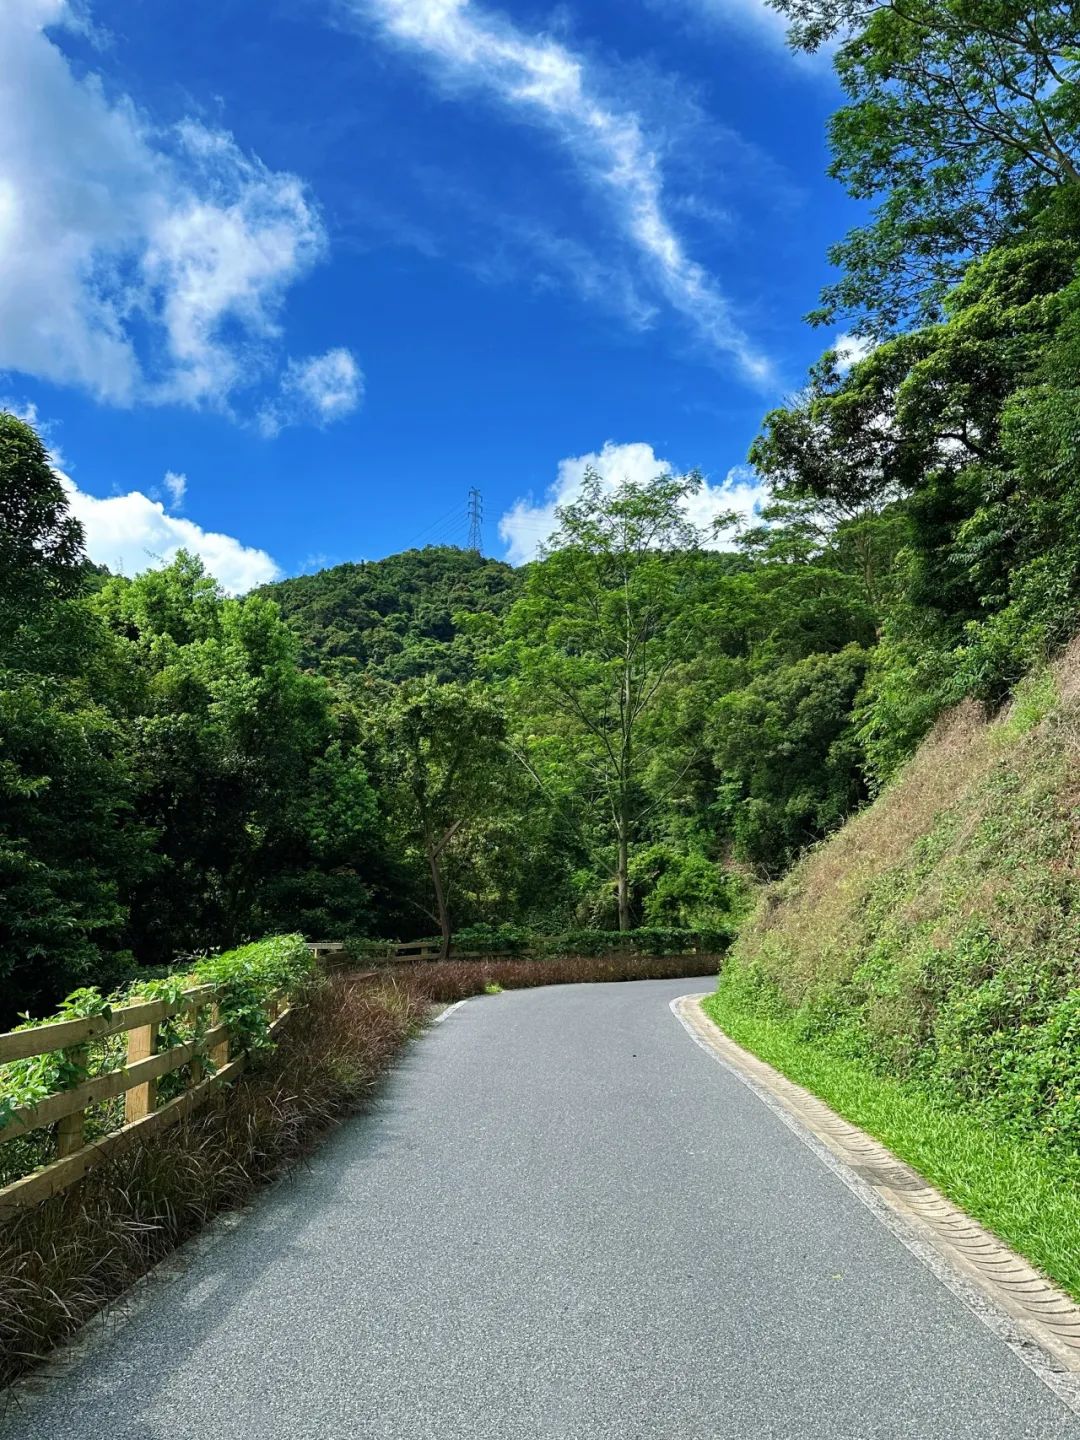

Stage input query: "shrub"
[
  {"left": 535, "top": 926, "right": 732, "bottom": 958},
  {"left": 0, "top": 935, "right": 316, "bottom": 1187},
  {"left": 718, "top": 644, "right": 1080, "bottom": 1157},
  {"left": 190, "top": 934, "right": 315, "bottom": 1054},
  {"left": 451, "top": 922, "right": 532, "bottom": 954}
]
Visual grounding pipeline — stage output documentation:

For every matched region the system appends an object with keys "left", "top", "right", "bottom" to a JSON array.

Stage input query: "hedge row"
[
  {"left": 0, "top": 935, "right": 316, "bottom": 1186},
  {"left": 345, "top": 924, "right": 733, "bottom": 961}
]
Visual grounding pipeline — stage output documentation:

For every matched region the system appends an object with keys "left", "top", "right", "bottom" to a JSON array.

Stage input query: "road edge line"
[
  {"left": 431, "top": 999, "right": 468, "bottom": 1025},
  {"left": 671, "top": 991, "right": 1080, "bottom": 1418}
]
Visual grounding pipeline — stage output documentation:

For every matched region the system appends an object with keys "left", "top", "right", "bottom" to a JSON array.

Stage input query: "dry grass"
[
  {"left": 736, "top": 648, "right": 1080, "bottom": 1013},
  {"left": 384, "top": 951, "right": 721, "bottom": 1002},
  {"left": 722, "top": 641, "right": 1080, "bottom": 1129},
  {"left": 0, "top": 973, "right": 427, "bottom": 1387},
  {"left": 0, "top": 951, "right": 714, "bottom": 1388}
]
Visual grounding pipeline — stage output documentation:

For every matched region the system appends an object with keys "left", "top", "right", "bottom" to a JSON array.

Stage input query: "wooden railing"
[
  {"left": 0, "top": 985, "right": 289, "bottom": 1218},
  {"left": 307, "top": 941, "right": 491, "bottom": 966}
]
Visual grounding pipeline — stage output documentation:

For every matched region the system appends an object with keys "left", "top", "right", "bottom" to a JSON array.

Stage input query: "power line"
[
  {"left": 467, "top": 488, "right": 483, "bottom": 554},
  {"left": 403, "top": 501, "right": 465, "bottom": 551}
]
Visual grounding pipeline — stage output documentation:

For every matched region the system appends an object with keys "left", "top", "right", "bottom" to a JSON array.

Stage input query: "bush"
[
  {"left": 536, "top": 926, "right": 732, "bottom": 958},
  {"left": 190, "top": 934, "right": 315, "bottom": 1054},
  {"left": 0, "top": 934, "right": 316, "bottom": 1186},
  {"left": 451, "top": 922, "right": 532, "bottom": 954}
]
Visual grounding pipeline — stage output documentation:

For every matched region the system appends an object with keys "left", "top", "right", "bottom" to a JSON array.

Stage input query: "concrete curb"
[{"left": 672, "top": 992, "right": 1080, "bottom": 1418}]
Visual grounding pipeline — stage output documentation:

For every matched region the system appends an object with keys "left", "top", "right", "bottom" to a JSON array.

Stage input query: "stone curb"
[{"left": 672, "top": 992, "right": 1080, "bottom": 1418}]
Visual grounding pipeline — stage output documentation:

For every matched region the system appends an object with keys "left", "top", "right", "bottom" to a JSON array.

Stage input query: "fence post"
[
  {"left": 55, "top": 1045, "right": 87, "bottom": 1158},
  {"left": 125, "top": 1022, "right": 158, "bottom": 1123},
  {"left": 209, "top": 1001, "right": 229, "bottom": 1069},
  {"left": 190, "top": 998, "right": 205, "bottom": 1087}
]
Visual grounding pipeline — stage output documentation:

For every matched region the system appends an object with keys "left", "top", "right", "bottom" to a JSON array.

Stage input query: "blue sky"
[{"left": 2, "top": 0, "right": 863, "bottom": 589}]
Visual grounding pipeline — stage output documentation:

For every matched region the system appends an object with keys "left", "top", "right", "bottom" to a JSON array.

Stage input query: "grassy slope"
[{"left": 709, "top": 639, "right": 1080, "bottom": 1296}]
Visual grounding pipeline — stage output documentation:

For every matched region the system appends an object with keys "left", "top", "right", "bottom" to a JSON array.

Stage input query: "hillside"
[
  {"left": 260, "top": 546, "right": 521, "bottom": 681},
  {"left": 717, "top": 638, "right": 1080, "bottom": 1149}
]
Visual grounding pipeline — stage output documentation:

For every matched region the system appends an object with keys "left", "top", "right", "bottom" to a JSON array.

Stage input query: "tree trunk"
[
  {"left": 616, "top": 813, "right": 631, "bottom": 933},
  {"left": 428, "top": 846, "right": 452, "bottom": 959}
]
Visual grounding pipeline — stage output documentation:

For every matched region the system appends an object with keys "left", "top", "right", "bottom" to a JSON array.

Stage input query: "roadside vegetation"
[
  {"left": 0, "top": 947, "right": 713, "bottom": 1387},
  {"left": 4, "top": 0, "right": 1080, "bottom": 1383},
  {"left": 710, "top": 646, "right": 1080, "bottom": 1295}
]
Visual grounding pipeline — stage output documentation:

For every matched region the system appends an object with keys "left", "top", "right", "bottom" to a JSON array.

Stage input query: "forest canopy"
[{"left": 4, "top": 0, "right": 1080, "bottom": 1018}]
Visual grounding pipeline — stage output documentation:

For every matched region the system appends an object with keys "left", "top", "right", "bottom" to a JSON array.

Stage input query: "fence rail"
[
  {"left": 0, "top": 985, "right": 288, "bottom": 1218},
  {"left": 307, "top": 941, "right": 507, "bottom": 966}
]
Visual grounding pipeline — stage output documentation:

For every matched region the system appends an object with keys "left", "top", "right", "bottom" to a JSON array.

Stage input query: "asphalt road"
[{"left": 3, "top": 977, "right": 1079, "bottom": 1439}]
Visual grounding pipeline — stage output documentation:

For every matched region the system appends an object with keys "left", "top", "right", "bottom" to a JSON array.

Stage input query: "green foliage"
[
  {"left": 631, "top": 842, "right": 747, "bottom": 929},
  {"left": 449, "top": 922, "right": 533, "bottom": 954},
  {"left": 0, "top": 413, "right": 86, "bottom": 660},
  {"left": 720, "top": 663, "right": 1080, "bottom": 1163},
  {"left": 501, "top": 468, "right": 709, "bottom": 931},
  {"left": 709, "top": 645, "right": 871, "bottom": 871},
  {"left": 772, "top": 1, "right": 1080, "bottom": 332},
  {"left": 259, "top": 546, "right": 520, "bottom": 682},
  {"left": 537, "top": 926, "right": 732, "bottom": 957},
  {"left": 375, "top": 678, "right": 509, "bottom": 949},
  {"left": 191, "top": 934, "right": 315, "bottom": 1055}
]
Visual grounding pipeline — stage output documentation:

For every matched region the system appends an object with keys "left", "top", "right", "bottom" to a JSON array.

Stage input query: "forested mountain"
[
  {"left": 259, "top": 549, "right": 520, "bottom": 682},
  {"left": 4, "top": 0, "right": 1080, "bottom": 1022}
]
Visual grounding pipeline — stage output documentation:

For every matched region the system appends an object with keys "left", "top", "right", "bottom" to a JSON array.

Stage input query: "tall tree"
[
  {"left": 0, "top": 414, "right": 149, "bottom": 1017},
  {"left": 771, "top": 0, "right": 1080, "bottom": 330},
  {"left": 503, "top": 470, "right": 702, "bottom": 932},
  {"left": 378, "top": 679, "right": 508, "bottom": 956},
  {"left": 0, "top": 412, "right": 85, "bottom": 660}
]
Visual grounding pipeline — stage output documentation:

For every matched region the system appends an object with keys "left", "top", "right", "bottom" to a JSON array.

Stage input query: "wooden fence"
[
  {"left": 0, "top": 985, "right": 289, "bottom": 1218},
  {"left": 307, "top": 941, "right": 505, "bottom": 966}
]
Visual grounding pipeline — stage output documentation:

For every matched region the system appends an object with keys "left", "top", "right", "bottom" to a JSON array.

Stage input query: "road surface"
[{"left": 2, "top": 977, "right": 1078, "bottom": 1439}]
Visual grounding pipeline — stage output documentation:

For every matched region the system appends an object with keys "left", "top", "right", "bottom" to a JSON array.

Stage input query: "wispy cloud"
[
  {"left": 258, "top": 347, "right": 364, "bottom": 437},
  {"left": 0, "top": 1, "right": 351, "bottom": 422},
  {"left": 346, "top": 0, "right": 774, "bottom": 385},
  {"left": 163, "top": 470, "right": 187, "bottom": 509},
  {"left": 668, "top": 0, "right": 835, "bottom": 71},
  {"left": 499, "top": 439, "right": 769, "bottom": 564}
]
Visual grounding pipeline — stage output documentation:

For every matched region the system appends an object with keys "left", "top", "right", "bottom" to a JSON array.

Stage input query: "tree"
[
  {"left": 503, "top": 469, "right": 703, "bottom": 931},
  {"left": 95, "top": 554, "right": 378, "bottom": 962},
  {"left": 771, "top": 0, "right": 1080, "bottom": 331},
  {"left": 709, "top": 645, "right": 871, "bottom": 873},
  {"left": 0, "top": 412, "right": 85, "bottom": 659},
  {"left": 0, "top": 414, "right": 150, "bottom": 1018},
  {"left": 377, "top": 679, "right": 508, "bottom": 956}
]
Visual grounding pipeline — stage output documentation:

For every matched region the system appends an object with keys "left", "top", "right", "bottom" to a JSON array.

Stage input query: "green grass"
[{"left": 703, "top": 987, "right": 1080, "bottom": 1301}]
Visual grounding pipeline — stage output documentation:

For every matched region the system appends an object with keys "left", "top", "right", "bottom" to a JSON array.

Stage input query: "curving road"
[{"left": 3, "top": 977, "right": 1079, "bottom": 1439}]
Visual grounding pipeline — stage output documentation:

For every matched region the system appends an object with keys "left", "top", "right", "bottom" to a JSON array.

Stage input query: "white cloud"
[
  {"left": 163, "top": 470, "right": 187, "bottom": 509},
  {"left": 0, "top": 1, "right": 334, "bottom": 412},
  {"left": 259, "top": 347, "right": 365, "bottom": 435},
  {"left": 673, "top": 0, "right": 835, "bottom": 70},
  {"left": 62, "top": 474, "right": 280, "bottom": 593},
  {"left": 498, "top": 440, "right": 769, "bottom": 564},
  {"left": 834, "top": 331, "right": 875, "bottom": 373},
  {"left": 687, "top": 0, "right": 791, "bottom": 47},
  {"left": 351, "top": 0, "right": 773, "bottom": 384},
  {"left": 0, "top": 397, "right": 68, "bottom": 469}
]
